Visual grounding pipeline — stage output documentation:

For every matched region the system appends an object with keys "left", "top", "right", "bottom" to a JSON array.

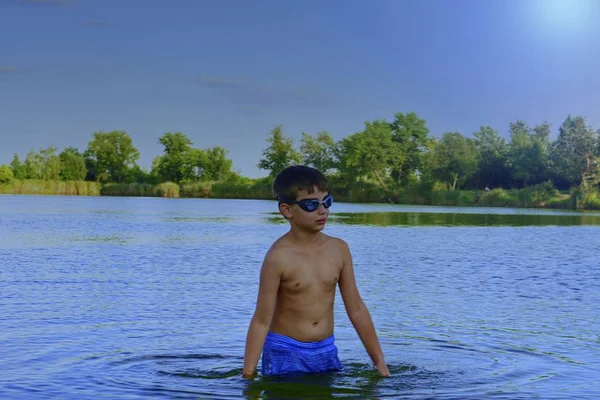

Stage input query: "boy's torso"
[{"left": 269, "top": 234, "right": 344, "bottom": 343}]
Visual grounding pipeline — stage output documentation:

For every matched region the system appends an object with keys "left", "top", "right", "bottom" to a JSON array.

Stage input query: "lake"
[{"left": 1, "top": 195, "right": 599, "bottom": 399}]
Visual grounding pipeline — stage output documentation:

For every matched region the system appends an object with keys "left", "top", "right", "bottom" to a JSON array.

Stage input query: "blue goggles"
[{"left": 279, "top": 194, "right": 333, "bottom": 212}]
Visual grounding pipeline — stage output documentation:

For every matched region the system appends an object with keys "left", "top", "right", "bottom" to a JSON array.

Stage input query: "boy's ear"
[{"left": 278, "top": 202, "right": 293, "bottom": 219}]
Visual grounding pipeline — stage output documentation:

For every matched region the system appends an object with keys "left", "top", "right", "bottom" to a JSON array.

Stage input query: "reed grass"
[
  {"left": 100, "top": 182, "right": 179, "bottom": 197},
  {"left": 0, "top": 179, "right": 101, "bottom": 196},
  {"left": 2, "top": 179, "right": 598, "bottom": 211}
]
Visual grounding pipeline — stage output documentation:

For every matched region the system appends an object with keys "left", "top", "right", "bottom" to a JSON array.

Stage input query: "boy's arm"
[
  {"left": 337, "top": 240, "right": 390, "bottom": 376},
  {"left": 242, "top": 250, "right": 282, "bottom": 378}
]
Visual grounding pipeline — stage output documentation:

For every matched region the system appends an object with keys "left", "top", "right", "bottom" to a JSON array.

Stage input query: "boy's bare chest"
[{"left": 280, "top": 254, "right": 342, "bottom": 293}]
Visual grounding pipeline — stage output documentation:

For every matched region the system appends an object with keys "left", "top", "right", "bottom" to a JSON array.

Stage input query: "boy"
[{"left": 242, "top": 165, "right": 390, "bottom": 378}]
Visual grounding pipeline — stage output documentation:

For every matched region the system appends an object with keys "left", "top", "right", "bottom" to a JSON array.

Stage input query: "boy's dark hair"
[{"left": 273, "top": 165, "right": 328, "bottom": 202}]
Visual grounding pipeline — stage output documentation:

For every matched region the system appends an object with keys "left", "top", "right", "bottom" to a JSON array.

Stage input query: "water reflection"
[{"left": 265, "top": 211, "right": 600, "bottom": 227}]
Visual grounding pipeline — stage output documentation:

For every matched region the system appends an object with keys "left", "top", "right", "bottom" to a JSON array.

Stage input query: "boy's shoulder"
[
  {"left": 320, "top": 233, "right": 351, "bottom": 252},
  {"left": 262, "top": 235, "right": 298, "bottom": 266},
  {"left": 266, "top": 233, "right": 350, "bottom": 258},
  {"left": 328, "top": 234, "right": 350, "bottom": 249}
]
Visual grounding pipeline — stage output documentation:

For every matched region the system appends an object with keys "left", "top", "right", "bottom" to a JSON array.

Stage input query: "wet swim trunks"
[{"left": 261, "top": 331, "right": 344, "bottom": 376}]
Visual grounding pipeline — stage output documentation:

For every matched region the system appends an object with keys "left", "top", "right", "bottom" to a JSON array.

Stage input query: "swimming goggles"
[{"left": 278, "top": 194, "right": 333, "bottom": 212}]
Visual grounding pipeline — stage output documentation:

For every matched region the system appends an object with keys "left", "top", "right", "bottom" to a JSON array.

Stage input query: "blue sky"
[{"left": 1, "top": 0, "right": 599, "bottom": 178}]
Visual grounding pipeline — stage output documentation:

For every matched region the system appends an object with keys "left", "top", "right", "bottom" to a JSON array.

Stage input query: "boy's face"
[{"left": 279, "top": 186, "right": 331, "bottom": 231}]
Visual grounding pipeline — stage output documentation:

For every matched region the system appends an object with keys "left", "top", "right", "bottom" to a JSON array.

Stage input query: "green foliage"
[
  {"left": 472, "top": 126, "right": 509, "bottom": 188},
  {"left": 257, "top": 125, "right": 302, "bottom": 177},
  {"left": 202, "top": 146, "right": 234, "bottom": 181},
  {"left": 583, "top": 191, "right": 600, "bottom": 210},
  {"left": 20, "top": 147, "right": 63, "bottom": 180},
  {"left": 0, "top": 179, "right": 100, "bottom": 195},
  {"left": 84, "top": 130, "right": 141, "bottom": 183},
  {"left": 10, "top": 154, "right": 26, "bottom": 180},
  {"left": 337, "top": 120, "right": 397, "bottom": 189},
  {"left": 178, "top": 181, "right": 213, "bottom": 198},
  {"left": 300, "top": 131, "right": 337, "bottom": 173},
  {"left": 152, "top": 132, "right": 235, "bottom": 183},
  {"left": 478, "top": 188, "right": 516, "bottom": 207},
  {"left": 515, "top": 181, "right": 560, "bottom": 208},
  {"left": 177, "top": 179, "right": 272, "bottom": 199},
  {"left": 100, "top": 181, "right": 179, "bottom": 197},
  {"left": 550, "top": 115, "right": 599, "bottom": 189},
  {"left": 506, "top": 121, "right": 550, "bottom": 187},
  {"left": 328, "top": 178, "right": 389, "bottom": 204},
  {"left": 210, "top": 181, "right": 274, "bottom": 199},
  {"left": 3, "top": 111, "right": 600, "bottom": 211},
  {"left": 0, "top": 164, "right": 14, "bottom": 183},
  {"left": 59, "top": 147, "right": 87, "bottom": 181},
  {"left": 24, "top": 149, "right": 43, "bottom": 179},
  {"left": 153, "top": 132, "right": 196, "bottom": 182},
  {"left": 427, "top": 132, "right": 478, "bottom": 190},
  {"left": 389, "top": 112, "right": 431, "bottom": 185}
]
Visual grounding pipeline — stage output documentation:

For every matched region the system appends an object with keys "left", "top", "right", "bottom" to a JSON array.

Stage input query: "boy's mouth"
[{"left": 316, "top": 218, "right": 327, "bottom": 224}]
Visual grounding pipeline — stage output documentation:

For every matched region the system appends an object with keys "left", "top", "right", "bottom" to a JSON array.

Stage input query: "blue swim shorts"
[{"left": 261, "top": 331, "right": 344, "bottom": 376}]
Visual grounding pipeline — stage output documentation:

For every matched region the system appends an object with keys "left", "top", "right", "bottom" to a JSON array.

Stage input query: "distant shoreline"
[{"left": 2, "top": 179, "right": 599, "bottom": 211}]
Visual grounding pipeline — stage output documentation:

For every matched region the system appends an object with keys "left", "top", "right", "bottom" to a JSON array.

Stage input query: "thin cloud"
[
  {"left": 0, "top": 66, "right": 25, "bottom": 74},
  {"left": 195, "top": 75, "right": 331, "bottom": 111},
  {"left": 196, "top": 76, "right": 249, "bottom": 89},
  {"left": 14, "top": 0, "right": 75, "bottom": 6}
]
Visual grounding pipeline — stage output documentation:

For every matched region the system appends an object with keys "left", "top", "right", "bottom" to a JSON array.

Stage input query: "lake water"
[{"left": 1, "top": 195, "right": 599, "bottom": 399}]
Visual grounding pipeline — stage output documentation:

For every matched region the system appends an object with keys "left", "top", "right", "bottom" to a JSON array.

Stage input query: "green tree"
[
  {"left": 530, "top": 122, "right": 551, "bottom": 184},
  {"left": 472, "top": 126, "right": 509, "bottom": 189},
  {"left": 257, "top": 125, "right": 302, "bottom": 177},
  {"left": 126, "top": 165, "right": 153, "bottom": 184},
  {"left": 389, "top": 112, "right": 431, "bottom": 186},
  {"left": 59, "top": 147, "right": 87, "bottom": 181},
  {"left": 39, "top": 146, "right": 62, "bottom": 180},
  {"left": 9, "top": 154, "right": 26, "bottom": 180},
  {"left": 190, "top": 148, "right": 209, "bottom": 180},
  {"left": 507, "top": 120, "right": 534, "bottom": 187},
  {"left": 0, "top": 164, "right": 14, "bottom": 183},
  {"left": 24, "top": 149, "right": 43, "bottom": 179},
  {"left": 153, "top": 132, "right": 196, "bottom": 182},
  {"left": 299, "top": 131, "right": 337, "bottom": 173},
  {"left": 550, "top": 115, "right": 599, "bottom": 189},
  {"left": 506, "top": 120, "right": 550, "bottom": 187},
  {"left": 84, "top": 130, "right": 140, "bottom": 183},
  {"left": 202, "top": 146, "right": 234, "bottom": 181},
  {"left": 21, "top": 147, "right": 62, "bottom": 180},
  {"left": 337, "top": 119, "right": 396, "bottom": 189},
  {"left": 429, "top": 132, "right": 478, "bottom": 190}
]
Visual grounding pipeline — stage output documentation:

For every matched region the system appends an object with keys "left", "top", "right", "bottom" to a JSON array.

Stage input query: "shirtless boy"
[{"left": 242, "top": 165, "right": 390, "bottom": 378}]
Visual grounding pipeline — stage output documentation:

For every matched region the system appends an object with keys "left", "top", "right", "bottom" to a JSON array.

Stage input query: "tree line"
[
  {"left": 1, "top": 112, "right": 599, "bottom": 197},
  {"left": 258, "top": 113, "right": 599, "bottom": 194},
  {"left": 0, "top": 131, "right": 235, "bottom": 185}
]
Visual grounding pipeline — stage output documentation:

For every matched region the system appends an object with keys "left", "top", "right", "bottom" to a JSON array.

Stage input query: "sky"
[{"left": 1, "top": 0, "right": 599, "bottom": 178}]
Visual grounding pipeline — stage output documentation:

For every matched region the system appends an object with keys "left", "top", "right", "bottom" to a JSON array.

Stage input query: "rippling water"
[{"left": 1, "top": 195, "right": 599, "bottom": 399}]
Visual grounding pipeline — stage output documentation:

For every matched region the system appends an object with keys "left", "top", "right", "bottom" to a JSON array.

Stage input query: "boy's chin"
[
  {"left": 311, "top": 223, "right": 327, "bottom": 232},
  {"left": 294, "top": 222, "right": 326, "bottom": 232}
]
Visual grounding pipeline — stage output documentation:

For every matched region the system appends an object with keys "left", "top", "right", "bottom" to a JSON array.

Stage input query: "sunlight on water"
[{"left": 1, "top": 195, "right": 599, "bottom": 399}]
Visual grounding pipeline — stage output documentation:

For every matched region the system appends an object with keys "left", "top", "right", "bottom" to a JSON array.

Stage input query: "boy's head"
[
  {"left": 273, "top": 165, "right": 332, "bottom": 226},
  {"left": 273, "top": 165, "right": 328, "bottom": 202}
]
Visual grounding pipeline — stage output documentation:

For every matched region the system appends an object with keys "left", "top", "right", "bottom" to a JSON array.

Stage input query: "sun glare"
[{"left": 531, "top": 0, "right": 595, "bottom": 32}]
